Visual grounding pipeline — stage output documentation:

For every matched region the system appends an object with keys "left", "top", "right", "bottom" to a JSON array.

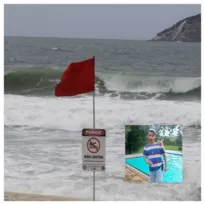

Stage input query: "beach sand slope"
[{"left": 4, "top": 192, "right": 90, "bottom": 201}]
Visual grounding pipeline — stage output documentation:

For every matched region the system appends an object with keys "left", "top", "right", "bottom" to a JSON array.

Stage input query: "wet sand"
[{"left": 4, "top": 192, "right": 90, "bottom": 201}]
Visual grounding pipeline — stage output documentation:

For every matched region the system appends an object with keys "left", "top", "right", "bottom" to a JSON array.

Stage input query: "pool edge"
[
  {"left": 125, "top": 150, "right": 182, "bottom": 159},
  {"left": 125, "top": 164, "right": 150, "bottom": 182}
]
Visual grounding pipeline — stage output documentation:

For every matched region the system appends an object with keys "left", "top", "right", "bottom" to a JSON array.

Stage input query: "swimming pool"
[{"left": 125, "top": 153, "right": 182, "bottom": 183}]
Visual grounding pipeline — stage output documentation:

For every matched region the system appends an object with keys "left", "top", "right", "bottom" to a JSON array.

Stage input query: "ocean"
[{"left": 4, "top": 36, "right": 201, "bottom": 200}]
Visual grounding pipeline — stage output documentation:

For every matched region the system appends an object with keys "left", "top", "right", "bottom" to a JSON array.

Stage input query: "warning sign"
[
  {"left": 87, "top": 138, "right": 100, "bottom": 153},
  {"left": 82, "top": 128, "right": 106, "bottom": 171}
]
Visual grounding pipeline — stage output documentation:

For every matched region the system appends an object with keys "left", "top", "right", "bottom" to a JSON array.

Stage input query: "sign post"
[
  {"left": 93, "top": 58, "right": 96, "bottom": 201},
  {"left": 82, "top": 128, "right": 106, "bottom": 200}
]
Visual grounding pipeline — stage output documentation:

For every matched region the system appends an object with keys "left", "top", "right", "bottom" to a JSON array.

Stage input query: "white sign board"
[{"left": 82, "top": 129, "right": 106, "bottom": 171}]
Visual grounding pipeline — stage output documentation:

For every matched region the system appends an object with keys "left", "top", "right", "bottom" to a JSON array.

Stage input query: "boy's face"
[{"left": 148, "top": 131, "right": 155, "bottom": 141}]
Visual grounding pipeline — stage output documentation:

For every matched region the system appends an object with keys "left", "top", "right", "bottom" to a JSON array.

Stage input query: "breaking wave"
[{"left": 4, "top": 67, "right": 201, "bottom": 100}]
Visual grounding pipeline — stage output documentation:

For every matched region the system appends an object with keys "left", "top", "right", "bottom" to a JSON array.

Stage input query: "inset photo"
[{"left": 125, "top": 125, "right": 182, "bottom": 183}]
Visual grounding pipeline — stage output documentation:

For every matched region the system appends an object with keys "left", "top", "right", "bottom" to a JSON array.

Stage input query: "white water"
[
  {"left": 4, "top": 94, "right": 200, "bottom": 131},
  {"left": 4, "top": 94, "right": 201, "bottom": 200},
  {"left": 98, "top": 73, "right": 200, "bottom": 93}
]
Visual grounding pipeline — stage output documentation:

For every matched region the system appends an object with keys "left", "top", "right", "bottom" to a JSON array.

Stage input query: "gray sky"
[{"left": 4, "top": 4, "right": 201, "bottom": 40}]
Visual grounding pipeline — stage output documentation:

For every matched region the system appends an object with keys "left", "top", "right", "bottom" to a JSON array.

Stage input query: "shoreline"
[{"left": 4, "top": 192, "right": 90, "bottom": 201}]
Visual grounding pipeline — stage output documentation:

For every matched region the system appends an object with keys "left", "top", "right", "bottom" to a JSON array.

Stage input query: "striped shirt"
[{"left": 143, "top": 142, "right": 165, "bottom": 171}]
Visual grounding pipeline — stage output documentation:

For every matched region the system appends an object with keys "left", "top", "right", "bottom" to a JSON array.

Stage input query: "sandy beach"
[{"left": 4, "top": 192, "right": 90, "bottom": 201}]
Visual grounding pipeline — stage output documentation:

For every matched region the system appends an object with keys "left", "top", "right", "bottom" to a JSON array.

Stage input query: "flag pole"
[
  {"left": 93, "top": 56, "right": 96, "bottom": 131},
  {"left": 93, "top": 56, "right": 96, "bottom": 201}
]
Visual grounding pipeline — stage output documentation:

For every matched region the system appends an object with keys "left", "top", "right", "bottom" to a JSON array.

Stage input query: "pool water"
[{"left": 125, "top": 153, "right": 182, "bottom": 183}]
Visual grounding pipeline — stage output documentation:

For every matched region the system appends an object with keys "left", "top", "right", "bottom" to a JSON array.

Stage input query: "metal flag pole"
[
  {"left": 93, "top": 89, "right": 95, "bottom": 201},
  {"left": 93, "top": 56, "right": 96, "bottom": 201}
]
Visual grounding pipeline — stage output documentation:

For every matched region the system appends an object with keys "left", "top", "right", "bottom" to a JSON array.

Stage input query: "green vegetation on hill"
[{"left": 152, "top": 13, "right": 201, "bottom": 42}]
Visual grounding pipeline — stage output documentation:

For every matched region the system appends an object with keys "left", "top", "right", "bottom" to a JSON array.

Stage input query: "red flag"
[{"left": 55, "top": 57, "right": 95, "bottom": 96}]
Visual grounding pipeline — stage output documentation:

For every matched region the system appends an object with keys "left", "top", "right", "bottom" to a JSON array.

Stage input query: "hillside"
[{"left": 151, "top": 14, "right": 201, "bottom": 42}]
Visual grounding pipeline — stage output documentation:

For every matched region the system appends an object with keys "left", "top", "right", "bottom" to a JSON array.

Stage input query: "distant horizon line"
[{"left": 4, "top": 35, "right": 150, "bottom": 41}]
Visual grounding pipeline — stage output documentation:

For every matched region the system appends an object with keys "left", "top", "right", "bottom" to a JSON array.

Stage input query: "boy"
[{"left": 143, "top": 128, "right": 167, "bottom": 183}]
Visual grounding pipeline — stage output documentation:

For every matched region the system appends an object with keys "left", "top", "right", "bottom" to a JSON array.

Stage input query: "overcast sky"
[{"left": 4, "top": 4, "right": 201, "bottom": 40}]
